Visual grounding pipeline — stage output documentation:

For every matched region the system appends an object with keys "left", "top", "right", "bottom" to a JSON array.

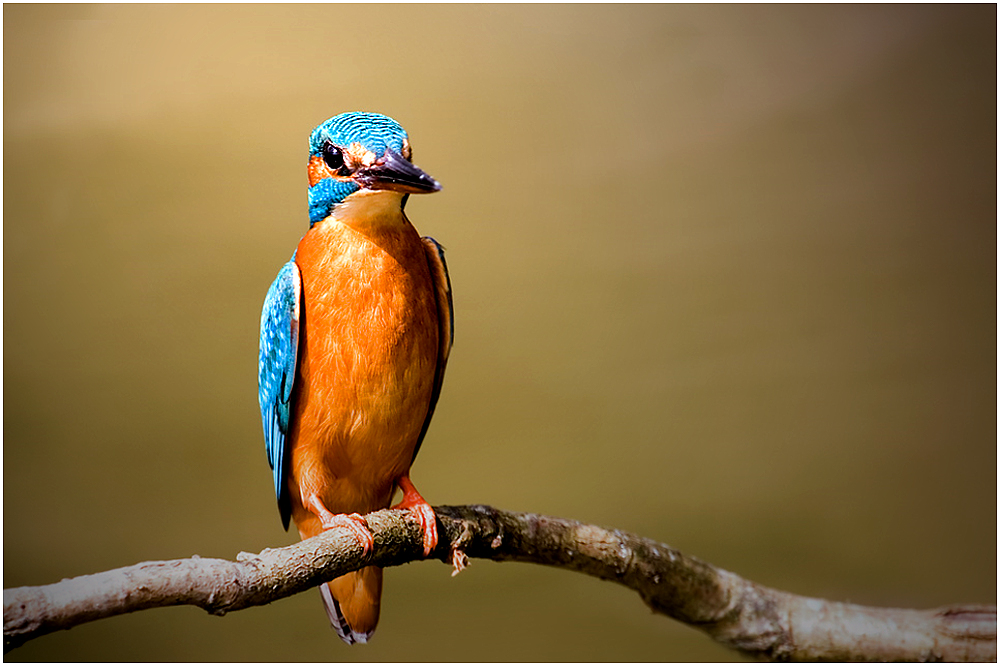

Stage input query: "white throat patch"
[{"left": 332, "top": 189, "right": 406, "bottom": 230}]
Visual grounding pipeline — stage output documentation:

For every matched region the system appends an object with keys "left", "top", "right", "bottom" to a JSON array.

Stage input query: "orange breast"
[{"left": 287, "top": 216, "right": 439, "bottom": 537}]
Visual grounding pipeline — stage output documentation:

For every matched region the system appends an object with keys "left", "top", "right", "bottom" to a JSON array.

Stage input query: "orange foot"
[
  {"left": 304, "top": 493, "right": 374, "bottom": 553},
  {"left": 391, "top": 474, "right": 438, "bottom": 557}
]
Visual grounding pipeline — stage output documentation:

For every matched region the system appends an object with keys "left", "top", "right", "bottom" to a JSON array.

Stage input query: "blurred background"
[{"left": 4, "top": 4, "right": 995, "bottom": 661}]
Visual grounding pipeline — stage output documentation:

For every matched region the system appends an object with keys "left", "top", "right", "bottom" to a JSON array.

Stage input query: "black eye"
[{"left": 322, "top": 141, "right": 345, "bottom": 171}]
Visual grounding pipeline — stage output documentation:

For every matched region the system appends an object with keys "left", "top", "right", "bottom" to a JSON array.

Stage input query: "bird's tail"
[{"left": 319, "top": 567, "right": 383, "bottom": 645}]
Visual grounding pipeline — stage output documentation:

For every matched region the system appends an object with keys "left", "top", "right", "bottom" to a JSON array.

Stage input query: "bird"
[{"left": 257, "top": 112, "right": 452, "bottom": 645}]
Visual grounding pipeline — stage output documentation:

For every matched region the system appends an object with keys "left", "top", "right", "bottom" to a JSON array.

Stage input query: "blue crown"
[{"left": 309, "top": 112, "right": 408, "bottom": 160}]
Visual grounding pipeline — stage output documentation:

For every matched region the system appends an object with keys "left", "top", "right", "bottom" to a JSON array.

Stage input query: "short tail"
[{"left": 319, "top": 567, "right": 382, "bottom": 645}]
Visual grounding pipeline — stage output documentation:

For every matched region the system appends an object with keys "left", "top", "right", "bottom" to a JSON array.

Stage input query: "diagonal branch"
[{"left": 3, "top": 504, "right": 995, "bottom": 660}]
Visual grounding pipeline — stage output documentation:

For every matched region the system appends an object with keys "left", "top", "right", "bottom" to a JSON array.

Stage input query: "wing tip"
[{"left": 278, "top": 494, "right": 292, "bottom": 531}]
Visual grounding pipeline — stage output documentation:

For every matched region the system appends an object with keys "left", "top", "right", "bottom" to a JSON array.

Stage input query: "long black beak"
[{"left": 354, "top": 148, "right": 441, "bottom": 194}]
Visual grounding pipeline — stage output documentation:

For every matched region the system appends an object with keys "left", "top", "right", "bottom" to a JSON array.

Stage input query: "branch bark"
[{"left": 4, "top": 505, "right": 995, "bottom": 661}]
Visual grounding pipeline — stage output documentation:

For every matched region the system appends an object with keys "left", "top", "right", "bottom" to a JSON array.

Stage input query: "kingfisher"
[{"left": 257, "top": 112, "right": 452, "bottom": 644}]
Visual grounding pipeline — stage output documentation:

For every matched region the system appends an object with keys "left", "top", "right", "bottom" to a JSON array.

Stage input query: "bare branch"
[{"left": 4, "top": 505, "right": 995, "bottom": 660}]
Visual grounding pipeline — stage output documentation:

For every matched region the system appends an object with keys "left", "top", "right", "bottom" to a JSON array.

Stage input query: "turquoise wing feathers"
[{"left": 258, "top": 259, "right": 301, "bottom": 530}]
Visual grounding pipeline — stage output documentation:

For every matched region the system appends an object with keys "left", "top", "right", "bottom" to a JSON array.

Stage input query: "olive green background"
[{"left": 4, "top": 4, "right": 995, "bottom": 662}]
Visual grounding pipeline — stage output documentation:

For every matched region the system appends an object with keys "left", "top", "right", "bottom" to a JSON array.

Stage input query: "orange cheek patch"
[{"left": 308, "top": 155, "right": 329, "bottom": 186}]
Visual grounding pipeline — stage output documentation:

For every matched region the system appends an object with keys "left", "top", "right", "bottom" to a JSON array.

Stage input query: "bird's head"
[{"left": 307, "top": 112, "right": 441, "bottom": 226}]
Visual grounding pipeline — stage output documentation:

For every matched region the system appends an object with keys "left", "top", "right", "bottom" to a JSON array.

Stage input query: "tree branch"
[{"left": 4, "top": 505, "right": 995, "bottom": 660}]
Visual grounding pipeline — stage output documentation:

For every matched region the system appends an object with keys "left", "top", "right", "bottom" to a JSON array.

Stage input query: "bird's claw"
[
  {"left": 391, "top": 500, "right": 437, "bottom": 556},
  {"left": 320, "top": 512, "right": 374, "bottom": 554},
  {"left": 391, "top": 475, "right": 438, "bottom": 557},
  {"left": 409, "top": 503, "right": 438, "bottom": 557}
]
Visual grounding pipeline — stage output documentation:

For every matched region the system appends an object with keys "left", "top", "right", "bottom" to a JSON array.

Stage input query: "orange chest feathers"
[{"left": 289, "top": 217, "right": 440, "bottom": 505}]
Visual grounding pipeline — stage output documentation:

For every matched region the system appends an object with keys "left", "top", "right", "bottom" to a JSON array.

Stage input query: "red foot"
[
  {"left": 304, "top": 494, "right": 374, "bottom": 553},
  {"left": 391, "top": 475, "right": 438, "bottom": 556}
]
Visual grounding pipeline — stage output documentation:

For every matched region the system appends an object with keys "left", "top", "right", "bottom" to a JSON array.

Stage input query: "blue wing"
[{"left": 258, "top": 259, "right": 301, "bottom": 530}]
